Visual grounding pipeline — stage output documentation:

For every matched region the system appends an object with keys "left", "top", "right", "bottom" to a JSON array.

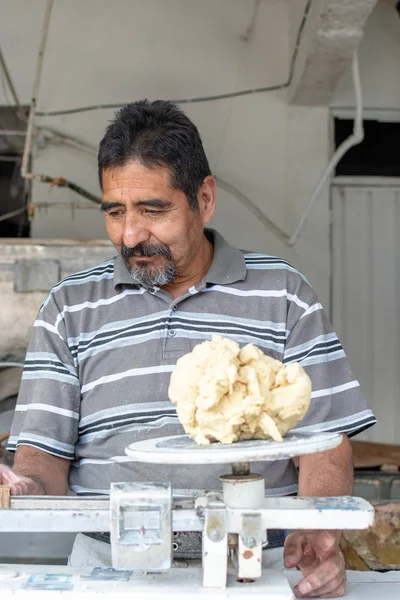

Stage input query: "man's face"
[{"left": 101, "top": 161, "right": 214, "bottom": 288}]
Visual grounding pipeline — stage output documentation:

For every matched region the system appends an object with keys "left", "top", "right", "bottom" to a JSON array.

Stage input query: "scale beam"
[{"left": 0, "top": 495, "right": 373, "bottom": 533}]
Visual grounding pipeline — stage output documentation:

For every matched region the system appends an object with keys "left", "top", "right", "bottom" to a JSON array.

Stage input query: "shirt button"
[
  {"left": 172, "top": 305, "right": 178, "bottom": 311},
  {"left": 169, "top": 329, "right": 176, "bottom": 337}
]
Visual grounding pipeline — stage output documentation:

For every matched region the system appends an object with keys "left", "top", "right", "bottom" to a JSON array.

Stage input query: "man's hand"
[
  {"left": 0, "top": 463, "right": 46, "bottom": 496},
  {"left": 290, "top": 435, "right": 353, "bottom": 597},
  {"left": 284, "top": 530, "right": 346, "bottom": 598}
]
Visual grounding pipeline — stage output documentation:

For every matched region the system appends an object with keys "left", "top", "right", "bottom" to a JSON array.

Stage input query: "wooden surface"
[
  {"left": 342, "top": 501, "right": 400, "bottom": 571},
  {"left": 352, "top": 441, "right": 400, "bottom": 469},
  {"left": 0, "top": 485, "right": 10, "bottom": 508}
]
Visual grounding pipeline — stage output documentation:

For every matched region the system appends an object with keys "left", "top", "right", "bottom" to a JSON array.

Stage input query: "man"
[{"left": 1, "top": 100, "right": 375, "bottom": 597}]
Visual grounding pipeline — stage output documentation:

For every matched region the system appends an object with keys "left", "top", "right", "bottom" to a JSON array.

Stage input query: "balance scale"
[{"left": 0, "top": 432, "right": 374, "bottom": 599}]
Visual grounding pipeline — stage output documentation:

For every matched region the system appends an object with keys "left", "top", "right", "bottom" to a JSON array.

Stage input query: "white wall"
[
  {"left": 0, "top": 0, "right": 331, "bottom": 307},
  {"left": 1, "top": 0, "right": 398, "bottom": 309}
]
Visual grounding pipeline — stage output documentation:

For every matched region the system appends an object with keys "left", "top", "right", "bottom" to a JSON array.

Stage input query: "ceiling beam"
[{"left": 290, "top": 0, "right": 379, "bottom": 106}]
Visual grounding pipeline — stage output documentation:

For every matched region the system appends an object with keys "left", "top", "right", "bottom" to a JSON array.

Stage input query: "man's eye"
[
  {"left": 108, "top": 211, "right": 124, "bottom": 218},
  {"left": 145, "top": 209, "right": 162, "bottom": 216}
]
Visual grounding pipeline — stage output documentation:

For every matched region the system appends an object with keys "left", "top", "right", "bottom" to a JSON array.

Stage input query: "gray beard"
[{"left": 125, "top": 259, "right": 178, "bottom": 288}]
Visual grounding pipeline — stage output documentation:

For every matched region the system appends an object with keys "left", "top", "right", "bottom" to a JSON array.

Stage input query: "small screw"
[{"left": 208, "top": 530, "right": 222, "bottom": 542}]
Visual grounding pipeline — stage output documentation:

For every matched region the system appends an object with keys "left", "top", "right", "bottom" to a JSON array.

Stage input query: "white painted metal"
[
  {"left": 110, "top": 482, "right": 172, "bottom": 572},
  {"left": 226, "top": 496, "right": 374, "bottom": 531},
  {"left": 0, "top": 496, "right": 374, "bottom": 533},
  {"left": 333, "top": 176, "right": 400, "bottom": 187},
  {"left": 221, "top": 476, "right": 265, "bottom": 510},
  {"left": 221, "top": 476, "right": 265, "bottom": 580},
  {"left": 238, "top": 513, "right": 263, "bottom": 580},
  {"left": 0, "top": 508, "right": 111, "bottom": 532},
  {"left": 125, "top": 432, "right": 342, "bottom": 464},
  {"left": 202, "top": 505, "right": 228, "bottom": 588},
  {"left": 331, "top": 182, "right": 400, "bottom": 443}
]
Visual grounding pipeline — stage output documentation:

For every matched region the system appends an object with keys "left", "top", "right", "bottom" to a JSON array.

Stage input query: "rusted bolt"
[{"left": 242, "top": 550, "right": 253, "bottom": 560}]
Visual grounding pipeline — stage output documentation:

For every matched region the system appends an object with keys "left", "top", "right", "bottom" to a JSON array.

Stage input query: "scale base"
[{"left": 0, "top": 565, "right": 294, "bottom": 599}]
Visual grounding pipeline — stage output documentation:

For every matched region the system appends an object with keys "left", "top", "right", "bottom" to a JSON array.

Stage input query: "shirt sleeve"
[
  {"left": 283, "top": 275, "right": 376, "bottom": 438},
  {"left": 7, "top": 291, "right": 80, "bottom": 460}
]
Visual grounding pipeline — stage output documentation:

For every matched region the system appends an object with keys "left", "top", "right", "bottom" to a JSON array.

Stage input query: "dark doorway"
[
  {"left": 0, "top": 106, "right": 30, "bottom": 237},
  {"left": 0, "top": 154, "right": 30, "bottom": 237},
  {"left": 335, "top": 118, "right": 400, "bottom": 177}
]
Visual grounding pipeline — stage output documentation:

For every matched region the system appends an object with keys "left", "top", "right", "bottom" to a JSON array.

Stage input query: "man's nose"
[{"left": 121, "top": 215, "right": 150, "bottom": 248}]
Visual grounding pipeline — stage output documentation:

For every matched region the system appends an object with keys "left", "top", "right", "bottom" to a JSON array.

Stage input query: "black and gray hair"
[{"left": 98, "top": 100, "right": 211, "bottom": 210}]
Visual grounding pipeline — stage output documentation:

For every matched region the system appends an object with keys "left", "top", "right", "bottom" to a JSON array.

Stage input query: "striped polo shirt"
[{"left": 8, "top": 229, "right": 376, "bottom": 496}]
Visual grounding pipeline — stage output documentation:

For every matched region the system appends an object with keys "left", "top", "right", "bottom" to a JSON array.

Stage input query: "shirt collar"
[
  {"left": 203, "top": 229, "right": 246, "bottom": 285},
  {"left": 113, "top": 228, "right": 247, "bottom": 288}
]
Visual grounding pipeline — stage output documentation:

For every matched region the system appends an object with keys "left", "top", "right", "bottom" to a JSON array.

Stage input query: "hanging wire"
[{"left": 35, "top": 0, "right": 313, "bottom": 117}]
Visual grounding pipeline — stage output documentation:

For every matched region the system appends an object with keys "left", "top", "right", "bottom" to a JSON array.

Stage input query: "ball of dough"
[{"left": 168, "top": 335, "right": 311, "bottom": 445}]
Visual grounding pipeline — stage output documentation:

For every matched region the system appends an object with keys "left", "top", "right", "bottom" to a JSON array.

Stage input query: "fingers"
[
  {"left": 294, "top": 576, "right": 346, "bottom": 598},
  {"left": 294, "top": 548, "right": 346, "bottom": 598},
  {"left": 0, "top": 465, "right": 23, "bottom": 492},
  {"left": 0, "top": 464, "right": 15, "bottom": 485},
  {"left": 0, "top": 464, "right": 44, "bottom": 495},
  {"left": 9, "top": 481, "right": 29, "bottom": 495},
  {"left": 319, "top": 580, "right": 346, "bottom": 598},
  {"left": 313, "top": 531, "right": 338, "bottom": 555},
  {"left": 284, "top": 532, "right": 307, "bottom": 568}
]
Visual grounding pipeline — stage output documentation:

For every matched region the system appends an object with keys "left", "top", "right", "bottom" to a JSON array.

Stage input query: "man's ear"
[{"left": 198, "top": 176, "right": 216, "bottom": 224}]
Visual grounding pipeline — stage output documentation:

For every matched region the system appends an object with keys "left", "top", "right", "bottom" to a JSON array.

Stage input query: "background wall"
[
  {"left": 0, "top": 0, "right": 331, "bottom": 307},
  {"left": 1, "top": 1, "right": 399, "bottom": 302}
]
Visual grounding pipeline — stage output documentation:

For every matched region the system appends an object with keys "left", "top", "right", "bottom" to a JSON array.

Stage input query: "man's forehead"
[{"left": 102, "top": 162, "right": 172, "bottom": 189}]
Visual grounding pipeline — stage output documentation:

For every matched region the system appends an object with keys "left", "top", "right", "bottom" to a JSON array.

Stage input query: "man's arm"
[
  {"left": 284, "top": 434, "right": 353, "bottom": 598},
  {"left": 298, "top": 432, "right": 353, "bottom": 496},
  {"left": 0, "top": 446, "right": 70, "bottom": 496}
]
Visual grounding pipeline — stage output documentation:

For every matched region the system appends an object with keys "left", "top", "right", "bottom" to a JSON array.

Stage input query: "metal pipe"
[
  {"left": 0, "top": 361, "right": 24, "bottom": 368},
  {"left": 0, "top": 155, "right": 21, "bottom": 161},
  {"left": 0, "top": 130, "right": 26, "bottom": 136},
  {"left": 217, "top": 52, "right": 364, "bottom": 247},
  {"left": 16, "top": 2, "right": 102, "bottom": 211},
  {"left": 0, "top": 46, "right": 26, "bottom": 123},
  {"left": 35, "top": 1, "right": 314, "bottom": 117},
  {"left": 42, "top": 128, "right": 97, "bottom": 156},
  {"left": 0, "top": 206, "right": 26, "bottom": 223},
  {"left": 287, "top": 52, "right": 364, "bottom": 246},
  {"left": 20, "top": 0, "right": 54, "bottom": 182},
  {"left": 231, "top": 462, "right": 250, "bottom": 476},
  {"left": 32, "top": 202, "right": 99, "bottom": 210}
]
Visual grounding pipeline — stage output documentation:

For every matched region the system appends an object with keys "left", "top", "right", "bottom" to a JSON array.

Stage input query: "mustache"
[{"left": 121, "top": 243, "right": 172, "bottom": 259}]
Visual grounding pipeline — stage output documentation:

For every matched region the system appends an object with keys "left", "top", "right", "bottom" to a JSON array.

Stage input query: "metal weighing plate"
[{"left": 125, "top": 431, "right": 342, "bottom": 464}]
